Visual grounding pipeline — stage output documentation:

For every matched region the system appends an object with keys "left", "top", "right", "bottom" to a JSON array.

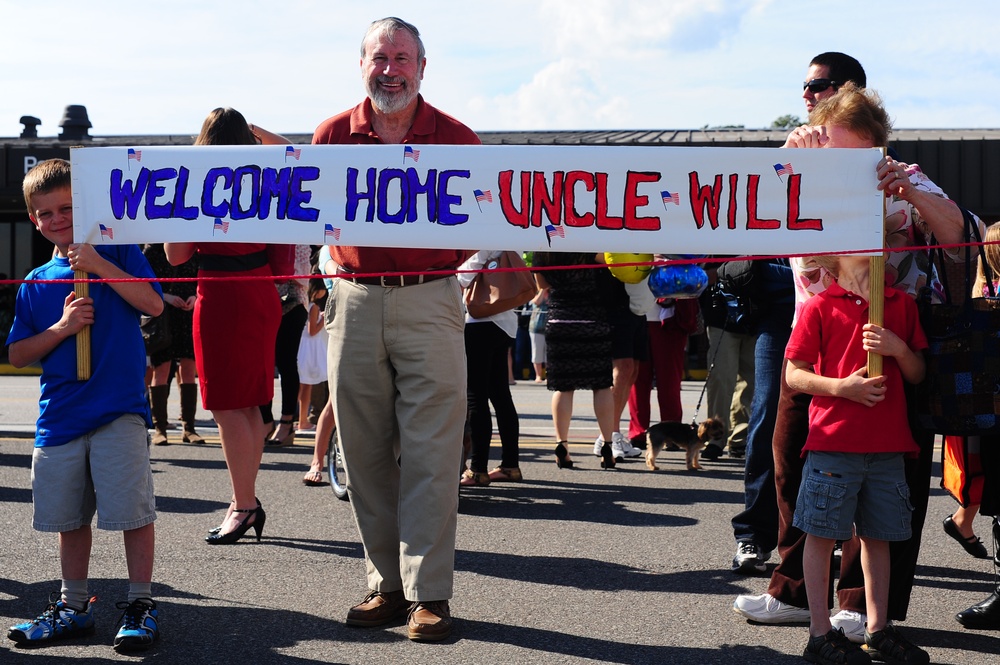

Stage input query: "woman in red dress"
[{"left": 166, "top": 108, "right": 282, "bottom": 544}]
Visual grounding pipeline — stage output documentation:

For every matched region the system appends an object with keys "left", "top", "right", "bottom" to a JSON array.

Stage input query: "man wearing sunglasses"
[
  {"left": 802, "top": 52, "right": 866, "bottom": 114},
  {"left": 734, "top": 51, "right": 978, "bottom": 645}
]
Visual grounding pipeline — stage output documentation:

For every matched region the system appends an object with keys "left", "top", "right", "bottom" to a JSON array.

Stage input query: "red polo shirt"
[
  {"left": 785, "top": 282, "right": 928, "bottom": 455},
  {"left": 312, "top": 95, "right": 480, "bottom": 273}
]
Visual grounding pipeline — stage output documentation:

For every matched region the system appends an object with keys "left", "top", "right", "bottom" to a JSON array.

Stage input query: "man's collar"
[{"left": 349, "top": 94, "right": 433, "bottom": 141}]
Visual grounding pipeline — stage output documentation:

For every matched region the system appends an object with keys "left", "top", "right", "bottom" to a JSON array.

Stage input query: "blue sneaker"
[
  {"left": 113, "top": 598, "right": 159, "bottom": 652},
  {"left": 7, "top": 595, "right": 96, "bottom": 645}
]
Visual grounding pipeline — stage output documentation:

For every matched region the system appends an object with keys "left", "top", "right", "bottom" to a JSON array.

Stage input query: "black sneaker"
[
  {"left": 804, "top": 628, "right": 871, "bottom": 664},
  {"left": 863, "top": 624, "right": 929, "bottom": 664}
]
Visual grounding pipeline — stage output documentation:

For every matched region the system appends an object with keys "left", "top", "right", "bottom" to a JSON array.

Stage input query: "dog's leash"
[{"left": 691, "top": 326, "right": 725, "bottom": 426}]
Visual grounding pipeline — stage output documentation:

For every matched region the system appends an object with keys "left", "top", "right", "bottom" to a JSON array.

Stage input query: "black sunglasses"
[{"left": 803, "top": 78, "right": 839, "bottom": 94}]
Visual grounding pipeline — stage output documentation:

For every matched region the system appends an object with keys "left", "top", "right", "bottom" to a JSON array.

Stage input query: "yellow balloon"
[{"left": 604, "top": 252, "right": 653, "bottom": 284}]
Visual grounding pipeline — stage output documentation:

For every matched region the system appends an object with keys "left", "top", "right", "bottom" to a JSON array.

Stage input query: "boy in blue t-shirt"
[{"left": 5, "top": 159, "right": 165, "bottom": 653}]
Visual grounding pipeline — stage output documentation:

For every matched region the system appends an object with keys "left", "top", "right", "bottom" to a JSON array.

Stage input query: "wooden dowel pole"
[
  {"left": 74, "top": 270, "right": 91, "bottom": 381},
  {"left": 867, "top": 256, "right": 884, "bottom": 379},
  {"left": 867, "top": 148, "right": 887, "bottom": 380}
]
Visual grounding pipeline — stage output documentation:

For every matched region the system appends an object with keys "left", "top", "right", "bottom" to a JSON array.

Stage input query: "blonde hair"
[
  {"left": 809, "top": 81, "right": 892, "bottom": 147},
  {"left": 974, "top": 222, "right": 1000, "bottom": 296},
  {"left": 811, "top": 255, "right": 841, "bottom": 278},
  {"left": 23, "top": 158, "right": 71, "bottom": 213}
]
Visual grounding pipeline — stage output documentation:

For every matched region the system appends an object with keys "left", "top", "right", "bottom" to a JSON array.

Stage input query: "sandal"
[
  {"left": 266, "top": 417, "right": 295, "bottom": 447},
  {"left": 487, "top": 467, "right": 523, "bottom": 482},
  {"left": 459, "top": 469, "right": 491, "bottom": 486},
  {"left": 303, "top": 469, "right": 324, "bottom": 486}
]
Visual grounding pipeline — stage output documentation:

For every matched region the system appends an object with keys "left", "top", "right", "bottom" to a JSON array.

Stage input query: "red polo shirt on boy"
[{"left": 785, "top": 282, "right": 928, "bottom": 456}]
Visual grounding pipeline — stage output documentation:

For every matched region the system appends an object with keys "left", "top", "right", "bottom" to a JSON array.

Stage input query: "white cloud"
[{"left": 1, "top": 0, "right": 999, "bottom": 137}]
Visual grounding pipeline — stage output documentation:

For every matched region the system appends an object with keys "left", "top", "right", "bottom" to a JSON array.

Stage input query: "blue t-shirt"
[{"left": 7, "top": 245, "right": 162, "bottom": 447}]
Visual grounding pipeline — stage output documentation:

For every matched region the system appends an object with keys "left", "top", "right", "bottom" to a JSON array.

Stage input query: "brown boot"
[
  {"left": 150, "top": 384, "right": 170, "bottom": 445},
  {"left": 180, "top": 383, "right": 205, "bottom": 443}
]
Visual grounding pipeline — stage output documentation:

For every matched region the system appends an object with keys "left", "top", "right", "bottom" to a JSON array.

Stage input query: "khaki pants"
[{"left": 326, "top": 276, "right": 467, "bottom": 601}]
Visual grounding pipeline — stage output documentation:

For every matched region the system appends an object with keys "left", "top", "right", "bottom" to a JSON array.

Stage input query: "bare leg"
[
  {"left": 552, "top": 390, "right": 575, "bottom": 461},
  {"left": 59, "top": 526, "right": 93, "bottom": 581},
  {"left": 593, "top": 387, "right": 617, "bottom": 442},
  {"left": 861, "top": 537, "right": 891, "bottom": 633},
  {"left": 952, "top": 503, "right": 982, "bottom": 539},
  {"left": 297, "top": 383, "right": 313, "bottom": 429},
  {"left": 212, "top": 407, "right": 265, "bottom": 533},
  {"left": 803, "top": 534, "right": 836, "bottom": 637},
  {"left": 611, "top": 358, "right": 639, "bottom": 432},
  {"left": 123, "top": 523, "right": 155, "bottom": 583},
  {"left": 307, "top": 398, "right": 335, "bottom": 479}
]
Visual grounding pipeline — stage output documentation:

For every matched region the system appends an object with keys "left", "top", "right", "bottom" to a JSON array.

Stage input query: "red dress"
[{"left": 193, "top": 243, "right": 282, "bottom": 410}]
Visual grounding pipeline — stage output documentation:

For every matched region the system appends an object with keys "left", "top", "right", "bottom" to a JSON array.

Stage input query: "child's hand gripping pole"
[{"left": 74, "top": 271, "right": 91, "bottom": 380}]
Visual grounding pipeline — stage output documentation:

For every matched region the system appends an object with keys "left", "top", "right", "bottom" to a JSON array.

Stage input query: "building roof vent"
[
  {"left": 58, "top": 105, "right": 92, "bottom": 141},
  {"left": 19, "top": 115, "right": 41, "bottom": 139}
]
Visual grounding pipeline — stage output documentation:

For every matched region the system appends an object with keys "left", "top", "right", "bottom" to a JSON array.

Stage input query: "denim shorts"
[
  {"left": 32, "top": 414, "right": 157, "bottom": 532},
  {"left": 793, "top": 450, "right": 913, "bottom": 542}
]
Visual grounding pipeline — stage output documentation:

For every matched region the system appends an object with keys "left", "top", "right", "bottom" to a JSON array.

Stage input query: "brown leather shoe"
[
  {"left": 407, "top": 600, "right": 452, "bottom": 642},
  {"left": 345, "top": 590, "right": 410, "bottom": 627}
]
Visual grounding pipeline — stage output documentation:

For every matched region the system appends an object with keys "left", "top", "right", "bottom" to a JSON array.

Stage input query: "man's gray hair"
[{"left": 361, "top": 17, "right": 425, "bottom": 61}]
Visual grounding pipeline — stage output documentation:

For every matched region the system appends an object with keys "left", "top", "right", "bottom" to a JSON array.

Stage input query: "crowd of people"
[{"left": 4, "top": 17, "right": 1000, "bottom": 664}]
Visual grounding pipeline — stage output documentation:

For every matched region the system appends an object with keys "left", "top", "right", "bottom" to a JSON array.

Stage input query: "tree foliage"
[{"left": 771, "top": 114, "right": 802, "bottom": 129}]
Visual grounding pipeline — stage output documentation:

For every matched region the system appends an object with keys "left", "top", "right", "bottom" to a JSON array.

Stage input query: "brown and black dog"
[{"left": 646, "top": 417, "right": 725, "bottom": 471}]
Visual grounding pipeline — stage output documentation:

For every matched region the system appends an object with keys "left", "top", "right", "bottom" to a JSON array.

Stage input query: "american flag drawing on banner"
[
  {"left": 545, "top": 224, "right": 565, "bottom": 240},
  {"left": 403, "top": 146, "right": 420, "bottom": 162},
  {"left": 773, "top": 162, "right": 794, "bottom": 177},
  {"left": 660, "top": 190, "right": 680, "bottom": 206},
  {"left": 127, "top": 148, "right": 142, "bottom": 162},
  {"left": 213, "top": 218, "right": 229, "bottom": 235},
  {"left": 99, "top": 224, "right": 114, "bottom": 240},
  {"left": 285, "top": 146, "right": 301, "bottom": 161},
  {"left": 474, "top": 189, "right": 493, "bottom": 203},
  {"left": 324, "top": 224, "right": 341, "bottom": 241}
]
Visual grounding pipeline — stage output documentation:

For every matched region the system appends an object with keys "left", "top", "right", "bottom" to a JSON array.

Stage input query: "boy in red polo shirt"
[{"left": 785, "top": 253, "right": 929, "bottom": 665}]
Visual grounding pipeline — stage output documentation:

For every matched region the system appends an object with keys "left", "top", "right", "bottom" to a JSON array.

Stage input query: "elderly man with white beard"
[{"left": 311, "top": 16, "right": 480, "bottom": 642}]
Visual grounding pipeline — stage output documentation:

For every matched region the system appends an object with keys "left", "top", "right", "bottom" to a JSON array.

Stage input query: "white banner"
[{"left": 70, "top": 144, "right": 885, "bottom": 255}]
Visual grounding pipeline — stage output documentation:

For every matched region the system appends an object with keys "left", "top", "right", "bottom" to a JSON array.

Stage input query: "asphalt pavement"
[{"left": 0, "top": 374, "right": 997, "bottom": 664}]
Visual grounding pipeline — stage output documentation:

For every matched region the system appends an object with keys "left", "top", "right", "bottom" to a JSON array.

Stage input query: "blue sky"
[{"left": 2, "top": 0, "right": 998, "bottom": 138}]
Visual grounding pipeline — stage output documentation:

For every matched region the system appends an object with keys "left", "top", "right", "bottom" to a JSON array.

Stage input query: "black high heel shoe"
[
  {"left": 600, "top": 442, "right": 616, "bottom": 470},
  {"left": 208, "top": 497, "right": 261, "bottom": 535},
  {"left": 205, "top": 505, "right": 266, "bottom": 545},
  {"left": 554, "top": 442, "right": 574, "bottom": 469}
]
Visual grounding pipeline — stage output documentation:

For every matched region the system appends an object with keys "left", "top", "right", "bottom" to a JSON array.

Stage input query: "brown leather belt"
[{"left": 336, "top": 266, "right": 453, "bottom": 287}]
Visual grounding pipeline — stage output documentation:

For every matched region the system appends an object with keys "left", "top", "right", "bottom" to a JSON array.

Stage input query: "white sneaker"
[
  {"left": 732, "top": 592, "right": 811, "bottom": 624},
  {"left": 830, "top": 609, "right": 867, "bottom": 644},
  {"left": 593, "top": 436, "right": 604, "bottom": 457},
  {"left": 612, "top": 432, "right": 642, "bottom": 458}
]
